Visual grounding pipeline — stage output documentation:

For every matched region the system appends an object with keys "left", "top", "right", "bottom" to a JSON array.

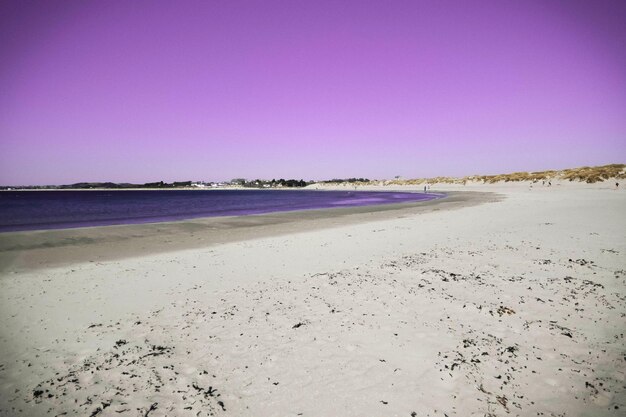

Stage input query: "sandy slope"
[{"left": 0, "top": 184, "right": 624, "bottom": 417}]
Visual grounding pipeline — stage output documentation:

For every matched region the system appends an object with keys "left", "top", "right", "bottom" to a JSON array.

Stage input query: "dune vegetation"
[{"left": 320, "top": 164, "right": 626, "bottom": 186}]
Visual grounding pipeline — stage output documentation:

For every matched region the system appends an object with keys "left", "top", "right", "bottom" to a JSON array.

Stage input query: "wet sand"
[{"left": 0, "top": 191, "right": 494, "bottom": 272}]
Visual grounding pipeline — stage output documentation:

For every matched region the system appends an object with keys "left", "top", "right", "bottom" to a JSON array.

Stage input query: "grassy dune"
[{"left": 321, "top": 164, "right": 626, "bottom": 186}]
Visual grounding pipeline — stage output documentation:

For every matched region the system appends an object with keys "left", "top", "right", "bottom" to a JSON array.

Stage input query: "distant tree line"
[
  {"left": 63, "top": 181, "right": 194, "bottom": 189},
  {"left": 321, "top": 178, "right": 370, "bottom": 183},
  {"left": 142, "top": 181, "right": 192, "bottom": 188}
]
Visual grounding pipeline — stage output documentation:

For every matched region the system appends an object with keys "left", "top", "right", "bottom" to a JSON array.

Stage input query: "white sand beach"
[{"left": 0, "top": 183, "right": 624, "bottom": 417}]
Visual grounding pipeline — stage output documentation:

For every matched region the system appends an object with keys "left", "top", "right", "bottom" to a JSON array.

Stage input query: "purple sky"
[{"left": 1, "top": 0, "right": 625, "bottom": 184}]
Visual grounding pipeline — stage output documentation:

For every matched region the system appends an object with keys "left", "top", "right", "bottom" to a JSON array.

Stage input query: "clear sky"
[{"left": 1, "top": 0, "right": 625, "bottom": 184}]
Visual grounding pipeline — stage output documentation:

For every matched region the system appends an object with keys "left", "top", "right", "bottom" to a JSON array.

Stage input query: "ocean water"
[{"left": 0, "top": 190, "right": 442, "bottom": 232}]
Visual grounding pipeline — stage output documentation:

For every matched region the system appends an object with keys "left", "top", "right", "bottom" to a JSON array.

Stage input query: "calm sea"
[{"left": 0, "top": 190, "right": 441, "bottom": 232}]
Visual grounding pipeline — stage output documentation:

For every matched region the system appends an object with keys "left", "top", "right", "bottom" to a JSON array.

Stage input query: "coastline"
[
  {"left": 0, "top": 191, "right": 489, "bottom": 273},
  {"left": 0, "top": 185, "right": 624, "bottom": 416},
  {"left": 0, "top": 188, "right": 444, "bottom": 234}
]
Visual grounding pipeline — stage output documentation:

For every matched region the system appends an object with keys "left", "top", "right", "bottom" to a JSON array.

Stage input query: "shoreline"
[
  {"left": 0, "top": 189, "right": 444, "bottom": 234},
  {"left": 0, "top": 191, "right": 494, "bottom": 273}
]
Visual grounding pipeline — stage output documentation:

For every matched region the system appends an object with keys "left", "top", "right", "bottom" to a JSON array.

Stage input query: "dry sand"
[{"left": 0, "top": 184, "right": 624, "bottom": 417}]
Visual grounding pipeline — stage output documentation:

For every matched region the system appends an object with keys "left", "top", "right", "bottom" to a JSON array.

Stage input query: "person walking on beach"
[
  {"left": 616, "top": 182, "right": 619, "bottom": 190},
  {"left": 424, "top": 184, "right": 427, "bottom": 193}
]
